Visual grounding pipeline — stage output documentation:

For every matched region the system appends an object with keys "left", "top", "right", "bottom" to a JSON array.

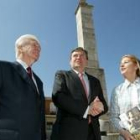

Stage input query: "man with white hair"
[{"left": 0, "top": 34, "right": 47, "bottom": 140}]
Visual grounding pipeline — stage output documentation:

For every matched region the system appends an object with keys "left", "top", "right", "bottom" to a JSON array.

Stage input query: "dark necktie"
[
  {"left": 26, "top": 67, "right": 32, "bottom": 78},
  {"left": 26, "top": 67, "right": 39, "bottom": 94}
]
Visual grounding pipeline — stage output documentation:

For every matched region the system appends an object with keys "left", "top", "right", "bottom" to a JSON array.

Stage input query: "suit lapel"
[
  {"left": 13, "top": 62, "right": 37, "bottom": 91},
  {"left": 86, "top": 73, "right": 97, "bottom": 103},
  {"left": 33, "top": 73, "right": 42, "bottom": 95}
]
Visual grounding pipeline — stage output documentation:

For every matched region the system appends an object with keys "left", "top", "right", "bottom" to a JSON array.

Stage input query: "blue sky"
[{"left": 0, "top": 0, "right": 140, "bottom": 101}]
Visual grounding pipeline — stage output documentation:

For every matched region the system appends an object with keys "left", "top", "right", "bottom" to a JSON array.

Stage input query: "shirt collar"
[
  {"left": 124, "top": 77, "right": 140, "bottom": 88},
  {"left": 16, "top": 59, "right": 29, "bottom": 70},
  {"left": 72, "top": 69, "right": 86, "bottom": 75},
  {"left": 134, "top": 77, "right": 140, "bottom": 84}
]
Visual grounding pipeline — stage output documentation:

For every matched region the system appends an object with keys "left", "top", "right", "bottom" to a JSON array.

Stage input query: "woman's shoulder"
[{"left": 111, "top": 82, "right": 125, "bottom": 96}]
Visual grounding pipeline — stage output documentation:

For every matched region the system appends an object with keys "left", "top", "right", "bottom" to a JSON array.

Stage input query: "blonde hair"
[
  {"left": 121, "top": 54, "right": 140, "bottom": 77},
  {"left": 15, "top": 34, "right": 40, "bottom": 58}
]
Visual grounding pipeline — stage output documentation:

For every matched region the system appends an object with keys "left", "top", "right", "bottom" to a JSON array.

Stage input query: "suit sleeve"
[
  {"left": 0, "top": 63, "right": 2, "bottom": 89},
  {"left": 94, "top": 79, "right": 108, "bottom": 117},
  {"left": 52, "top": 71, "right": 88, "bottom": 118}
]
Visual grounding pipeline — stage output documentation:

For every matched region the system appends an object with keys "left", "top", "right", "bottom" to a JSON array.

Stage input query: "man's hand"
[{"left": 88, "top": 96, "right": 104, "bottom": 116}]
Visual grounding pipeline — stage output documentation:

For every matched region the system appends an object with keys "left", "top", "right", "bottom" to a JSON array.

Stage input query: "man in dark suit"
[
  {"left": 51, "top": 47, "right": 108, "bottom": 140},
  {"left": 0, "top": 34, "right": 47, "bottom": 140}
]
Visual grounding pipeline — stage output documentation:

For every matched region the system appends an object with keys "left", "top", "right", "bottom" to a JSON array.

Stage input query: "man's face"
[
  {"left": 70, "top": 50, "right": 88, "bottom": 71},
  {"left": 21, "top": 40, "right": 41, "bottom": 63}
]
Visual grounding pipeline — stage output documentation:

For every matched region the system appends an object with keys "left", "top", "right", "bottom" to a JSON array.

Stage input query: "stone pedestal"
[{"left": 99, "top": 114, "right": 119, "bottom": 140}]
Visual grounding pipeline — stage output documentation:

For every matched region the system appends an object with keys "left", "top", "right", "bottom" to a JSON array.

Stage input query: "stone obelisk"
[{"left": 75, "top": 0, "right": 108, "bottom": 103}]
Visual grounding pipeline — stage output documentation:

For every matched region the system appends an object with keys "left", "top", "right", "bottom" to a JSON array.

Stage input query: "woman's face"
[{"left": 120, "top": 57, "right": 138, "bottom": 77}]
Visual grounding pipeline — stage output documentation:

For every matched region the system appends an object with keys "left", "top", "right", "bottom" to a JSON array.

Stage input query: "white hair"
[{"left": 15, "top": 34, "right": 40, "bottom": 58}]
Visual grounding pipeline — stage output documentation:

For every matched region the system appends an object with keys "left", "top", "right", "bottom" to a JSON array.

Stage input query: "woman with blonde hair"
[{"left": 110, "top": 55, "right": 140, "bottom": 140}]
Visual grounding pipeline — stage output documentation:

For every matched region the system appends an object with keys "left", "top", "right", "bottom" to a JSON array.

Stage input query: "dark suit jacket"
[
  {"left": 0, "top": 61, "right": 46, "bottom": 140},
  {"left": 51, "top": 70, "right": 108, "bottom": 140}
]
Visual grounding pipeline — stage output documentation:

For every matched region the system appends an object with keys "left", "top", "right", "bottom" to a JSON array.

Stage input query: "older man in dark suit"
[
  {"left": 51, "top": 47, "right": 108, "bottom": 140},
  {"left": 0, "top": 34, "right": 47, "bottom": 140}
]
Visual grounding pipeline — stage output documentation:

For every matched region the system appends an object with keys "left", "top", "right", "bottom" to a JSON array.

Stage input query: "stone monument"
[{"left": 75, "top": 0, "right": 108, "bottom": 105}]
